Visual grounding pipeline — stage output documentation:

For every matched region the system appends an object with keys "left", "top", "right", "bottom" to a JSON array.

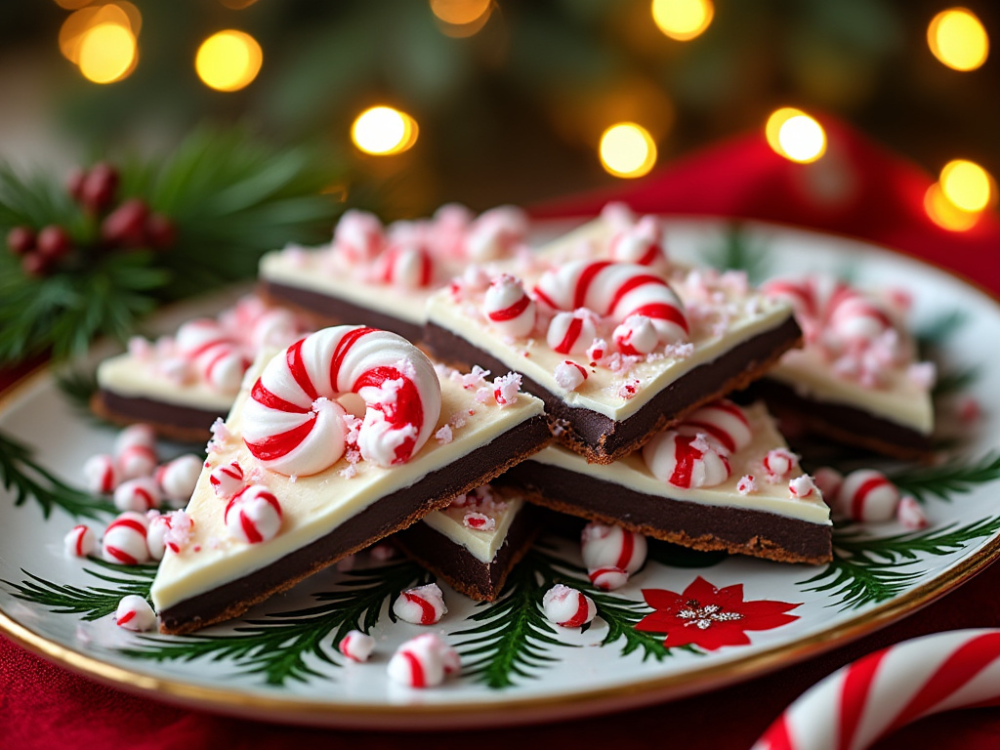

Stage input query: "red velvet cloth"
[{"left": 3, "top": 121, "right": 1000, "bottom": 749}]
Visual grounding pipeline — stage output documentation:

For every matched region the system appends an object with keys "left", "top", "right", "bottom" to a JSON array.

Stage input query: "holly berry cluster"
[{"left": 5, "top": 162, "right": 175, "bottom": 277}]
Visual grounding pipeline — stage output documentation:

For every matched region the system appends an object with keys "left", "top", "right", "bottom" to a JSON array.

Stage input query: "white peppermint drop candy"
[
  {"left": 547, "top": 311, "right": 598, "bottom": 354},
  {"left": 225, "top": 485, "right": 283, "bottom": 544},
  {"left": 64, "top": 525, "right": 96, "bottom": 557},
  {"left": 83, "top": 454, "right": 119, "bottom": 494},
  {"left": 392, "top": 583, "right": 448, "bottom": 625},
  {"left": 115, "top": 595, "right": 157, "bottom": 632},
  {"left": 117, "top": 444, "right": 158, "bottom": 481},
  {"left": 838, "top": 469, "right": 900, "bottom": 522},
  {"left": 113, "top": 424, "right": 156, "bottom": 457},
  {"left": 483, "top": 275, "right": 535, "bottom": 339},
  {"left": 613, "top": 315, "right": 660, "bottom": 356},
  {"left": 155, "top": 454, "right": 203, "bottom": 505},
  {"left": 339, "top": 630, "right": 376, "bottom": 663},
  {"left": 588, "top": 567, "right": 629, "bottom": 591},
  {"left": 210, "top": 460, "right": 245, "bottom": 499},
  {"left": 102, "top": 511, "right": 150, "bottom": 566},
  {"left": 542, "top": 584, "right": 596, "bottom": 628},
  {"left": 581, "top": 522, "right": 647, "bottom": 575},
  {"left": 387, "top": 633, "right": 459, "bottom": 688},
  {"left": 113, "top": 477, "right": 161, "bottom": 513}
]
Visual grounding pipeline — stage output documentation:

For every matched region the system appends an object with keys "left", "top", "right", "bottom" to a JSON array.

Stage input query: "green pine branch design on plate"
[
  {"left": 890, "top": 453, "right": 1000, "bottom": 504},
  {"left": 122, "top": 560, "right": 429, "bottom": 686},
  {"left": 455, "top": 547, "right": 698, "bottom": 690},
  {"left": 3, "top": 558, "right": 156, "bottom": 620},
  {"left": 702, "top": 224, "right": 771, "bottom": 284},
  {"left": 0, "top": 431, "right": 116, "bottom": 520},
  {"left": 799, "top": 516, "right": 1000, "bottom": 610}
]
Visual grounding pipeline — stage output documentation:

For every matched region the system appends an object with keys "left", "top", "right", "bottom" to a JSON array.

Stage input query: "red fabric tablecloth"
[{"left": 3, "top": 120, "right": 1000, "bottom": 749}]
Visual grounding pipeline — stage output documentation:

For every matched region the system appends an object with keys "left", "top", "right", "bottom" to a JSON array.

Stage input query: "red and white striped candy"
[
  {"left": 83, "top": 454, "right": 118, "bottom": 494},
  {"left": 114, "top": 424, "right": 158, "bottom": 480},
  {"left": 608, "top": 215, "right": 666, "bottom": 268},
  {"left": 613, "top": 315, "right": 660, "bottom": 356},
  {"left": 64, "top": 525, "right": 96, "bottom": 557},
  {"left": 812, "top": 467, "right": 844, "bottom": 500},
  {"left": 542, "top": 584, "right": 596, "bottom": 628},
  {"left": 242, "top": 326, "right": 441, "bottom": 475},
  {"left": 763, "top": 448, "right": 798, "bottom": 480},
  {"left": 102, "top": 511, "right": 150, "bottom": 565},
  {"left": 387, "top": 633, "right": 460, "bottom": 688},
  {"left": 763, "top": 279, "right": 818, "bottom": 319},
  {"left": 588, "top": 567, "right": 630, "bottom": 591},
  {"left": 828, "top": 293, "right": 894, "bottom": 344},
  {"left": 534, "top": 260, "right": 688, "bottom": 348},
  {"left": 114, "top": 423, "right": 156, "bottom": 457},
  {"left": 209, "top": 460, "right": 245, "bottom": 499},
  {"left": 339, "top": 630, "right": 376, "bottom": 663},
  {"left": 753, "top": 629, "right": 1000, "bottom": 750},
  {"left": 553, "top": 360, "right": 588, "bottom": 391},
  {"left": 115, "top": 595, "right": 156, "bottom": 632},
  {"left": 147, "top": 511, "right": 194, "bottom": 560},
  {"left": 392, "top": 583, "right": 447, "bottom": 625},
  {"left": 333, "top": 209, "right": 384, "bottom": 265},
  {"left": 113, "top": 477, "right": 161, "bottom": 513},
  {"left": 676, "top": 399, "right": 752, "bottom": 455},
  {"left": 644, "top": 431, "right": 731, "bottom": 489},
  {"left": 789, "top": 474, "right": 819, "bottom": 499},
  {"left": 378, "top": 241, "right": 434, "bottom": 289},
  {"left": 176, "top": 319, "right": 247, "bottom": 394},
  {"left": 897, "top": 495, "right": 928, "bottom": 530},
  {"left": 600, "top": 201, "right": 637, "bottom": 232},
  {"left": 838, "top": 469, "right": 900, "bottom": 522},
  {"left": 483, "top": 274, "right": 536, "bottom": 339},
  {"left": 547, "top": 310, "right": 598, "bottom": 354},
  {"left": 155, "top": 454, "right": 202, "bottom": 506},
  {"left": 464, "top": 205, "right": 527, "bottom": 262},
  {"left": 581, "top": 522, "right": 647, "bottom": 575},
  {"left": 224, "top": 485, "right": 282, "bottom": 544},
  {"left": 249, "top": 307, "right": 299, "bottom": 350}
]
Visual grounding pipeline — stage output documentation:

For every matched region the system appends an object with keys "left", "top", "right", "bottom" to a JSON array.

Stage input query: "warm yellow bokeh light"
[
  {"left": 599, "top": 123, "right": 658, "bottom": 179},
  {"left": 651, "top": 0, "right": 714, "bottom": 41},
  {"left": 78, "top": 23, "right": 137, "bottom": 84},
  {"left": 352, "top": 107, "right": 419, "bottom": 156},
  {"left": 940, "top": 159, "right": 994, "bottom": 213},
  {"left": 928, "top": 8, "right": 989, "bottom": 71},
  {"left": 925, "top": 183, "right": 981, "bottom": 232},
  {"left": 54, "top": 0, "right": 92, "bottom": 10},
  {"left": 430, "top": 0, "right": 492, "bottom": 25},
  {"left": 195, "top": 31, "right": 263, "bottom": 92},
  {"left": 60, "top": 3, "right": 138, "bottom": 64},
  {"left": 766, "top": 109, "right": 826, "bottom": 163}
]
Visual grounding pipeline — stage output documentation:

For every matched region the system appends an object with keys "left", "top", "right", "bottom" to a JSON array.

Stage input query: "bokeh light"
[
  {"left": 599, "top": 123, "right": 658, "bottom": 178},
  {"left": 651, "top": 0, "right": 714, "bottom": 42},
  {"left": 352, "top": 107, "right": 419, "bottom": 156},
  {"left": 78, "top": 23, "right": 137, "bottom": 84},
  {"left": 59, "top": 3, "right": 139, "bottom": 67},
  {"left": 430, "top": 0, "right": 491, "bottom": 25},
  {"left": 928, "top": 8, "right": 989, "bottom": 72},
  {"left": 766, "top": 109, "right": 826, "bottom": 163},
  {"left": 925, "top": 183, "right": 981, "bottom": 232},
  {"left": 940, "top": 159, "right": 994, "bottom": 213},
  {"left": 195, "top": 31, "right": 263, "bottom": 92}
]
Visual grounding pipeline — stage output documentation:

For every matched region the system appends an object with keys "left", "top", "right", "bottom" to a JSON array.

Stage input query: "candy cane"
[
  {"left": 242, "top": 326, "right": 442, "bottom": 476},
  {"left": 534, "top": 260, "right": 688, "bottom": 354},
  {"left": 547, "top": 310, "right": 598, "bottom": 354},
  {"left": 753, "top": 629, "right": 1000, "bottom": 750}
]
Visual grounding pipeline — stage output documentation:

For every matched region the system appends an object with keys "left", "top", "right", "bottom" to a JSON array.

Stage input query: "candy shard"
[
  {"left": 387, "top": 633, "right": 459, "bottom": 688},
  {"left": 542, "top": 584, "right": 597, "bottom": 628},
  {"left": 64, "top": 525, "right": 96, "bottom": 558},
  {"left": 339, "top": 630, "right": 376, "bottom": 663},
  {"left": 392, "top": 583, "right": 447, "bottom": 625},
  {"left": 115, "top": 595, "right": 156, "bottom": 632}
]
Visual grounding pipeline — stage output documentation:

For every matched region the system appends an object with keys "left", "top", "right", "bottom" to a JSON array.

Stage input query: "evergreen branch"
[
  {"left": 932, "top": 366, "right": 980, "bottom": 399},
  {"left": 3, "top": 561, "right": 156, "bottom": 621},
  {"left": 0, "top": 431, "right": 116, "bottom": 520},
  {"left": 890, "top": 453, "right": 1000, "bottom": 504},
  {"left": 122, "top": 561, "right": 427, "bottom": 686},
  {"left": 800, "top": 516, "right": 1000, "bottom": 610},
  {"left": 702, "top": 224, "right": 771, "bottom": 284},
  {"left": 916, "top": 309, "right": 968, "bottom": 358}
]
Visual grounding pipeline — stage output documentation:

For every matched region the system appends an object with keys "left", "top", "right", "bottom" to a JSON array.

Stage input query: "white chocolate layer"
[
  {"left": 528, "top": 404, "right": 831, "bottom": 526},
  {"left": 98, "top": 354, "right": 235, "bottom": 412},
  {"left": 421, "top": 496, "right": 524, "bottom": 564},
  {"left": 150, "top": 359, "right": 545, "bottom": 613},
  {"left": 427, "top": 218, "right": 796, "bottom": 422}
]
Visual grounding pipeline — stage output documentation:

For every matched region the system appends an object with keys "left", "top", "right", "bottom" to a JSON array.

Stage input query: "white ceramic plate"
[{"left": 2, "top": 219, "right": 999, "bottom": 729}]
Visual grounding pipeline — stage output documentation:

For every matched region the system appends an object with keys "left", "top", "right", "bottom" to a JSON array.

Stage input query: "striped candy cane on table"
[{"left": 753, "top": 629, "right": 1000, "bottom": 750}]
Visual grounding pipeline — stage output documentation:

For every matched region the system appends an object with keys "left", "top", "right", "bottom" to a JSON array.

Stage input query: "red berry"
[
  {"left": 21, "top": 252, "right": 50, "bottom": 277},
  {"left": 6, "top": 226, "right": 35, "bottom": 256},
  {"left": 144, "top": 214, "right": 175, "bottom": 249},
  {"left": 102, "top": 199, "right": 149, "bottom": 247},
  {"left": 67, "top": 168, "right": 86, "bottom": 201},
  {"left": 36, "top": 225, "right": 72, "bottom": 261},
  {"left": 81, "top": 162, "right": 119, "bottom": 213}
]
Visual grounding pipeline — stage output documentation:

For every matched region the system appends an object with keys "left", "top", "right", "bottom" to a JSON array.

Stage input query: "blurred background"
[{"left": 0, "top": 0, "right": 996, "bottom": 222}]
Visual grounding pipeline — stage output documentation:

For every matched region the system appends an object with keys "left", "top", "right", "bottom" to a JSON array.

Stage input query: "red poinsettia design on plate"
[{"left": 636, "top": 576, "right": 801, "bottom": 651}]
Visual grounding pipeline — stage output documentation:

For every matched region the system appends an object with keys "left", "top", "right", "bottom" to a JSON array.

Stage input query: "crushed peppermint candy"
[
  {"left": 206, "top": 417, "right": 232, "bottom": 455},
  {"left": 461, "top": 365, "right": 491, "bottom": 389},
  {"left": 554, "top": 360, "right": 588, "bottom": 391},
  {"left": 618, "top": 379, "right": 640, "bottom": 400},
  {"left": 788, "top": 474, "right": 818, "bottom": 499},
  {"left": 475, "top": 386, "right": 491, "bottom": 404},
  {"left": 435, "top": 425, "right": 454, "bottom": 445},
  {"left": 586, "top": 338, "right": 608, "bottom": 363},
  {"left": 736, "top": 475, "right": 757, "bottom": 495},
  {"left": 907, "top": 361, "right": 937, "bottom": 390},
  {"left": 493, "top": 372, "right": 522, "bottom": 407},
  {"left": 463, "top": 512, "right": 496, "bottom": 531},
  {"left": 339, "top": 464, "right": 358, "bottom": 479}
]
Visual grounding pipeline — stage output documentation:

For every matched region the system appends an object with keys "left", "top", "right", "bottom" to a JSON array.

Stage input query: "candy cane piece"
[
  {"left": 581, "top": 522, "right": 647, "bottom": 575},
  {"left": 542, "top": 584, "right": 597, "bottom": 628},
  {"left": 675, "top": 399, "right": 752, "bottom": 454},
  {"left": 644, "top": 431, "right": 731, "bottom": 489},
  {"left": 339, "top": 630, "right": 376, "bottom": 663},
  {"left": 483, "top": 274, "right": 536, "bottom": 339},
  {"left": 64, "top": 525, "right": 96, "bottom": 557},
  {"left": 392, "top": 583, "right": 447, "bottom": 625},
  {"left": 387, "top": 633, "right": 460, "bottom": 688},
  {"left": 224, "top": 485, "right": 283, "bottom": 544}
]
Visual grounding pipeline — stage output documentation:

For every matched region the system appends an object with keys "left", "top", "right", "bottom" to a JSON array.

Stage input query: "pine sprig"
[
  {"left": 3, "top": 559, "right": 156, "bottom": 621},
  {"left": 799, "top": 516, "right": 1000, "bottom": 610},
  {"left": 703, "top": 224, "right": 771, "bottom": 284},
  {"left": 916, "top": 309, "right": 968, "bottom": 359},
  {"left": 932, "top": 366, "right": 980, "bottom": 399},
  {"left": 0, "top": 431, "right": 116, "bottom": 520},
  {"left": 890, "top": 453, "right": 1000, "bottom": 504},
  {"left": 122, "top": 560, "right": 428, "bottom": 686}
]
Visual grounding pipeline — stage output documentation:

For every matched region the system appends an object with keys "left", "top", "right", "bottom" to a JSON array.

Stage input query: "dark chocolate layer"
[
  {"left": 744, "top": 378, "right": 935, "bottom": 461},
  {"left": 94, "top": 390, "right": 223, "bottom": 444},
  {"left": 260, "top": 280, "right": 424, "bottom": 343},
  {"left": 394, "top": 500, "right": 541, "bottom": 601},
  {"left": 497, "top": 460, "right": 832, "bottom": 564},
  {"left": 159, "top": 414, "right": 552, "bottom": 634},
  {"left": 424, "top": 316, "right": 803, "bottom": 463}
]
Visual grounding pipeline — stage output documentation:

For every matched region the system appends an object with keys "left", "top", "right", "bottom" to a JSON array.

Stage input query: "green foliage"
[
  {"left": 800, "top": 516, "right": 1000, "bottom": 610},
  {"left": 702, "top": 224, "right": 771, "bottom": 284},
  {"left": 0, "top": 431, "right": 116, "bottom": 520},
  {"left": 4, "top": 559, "right": 156, "bottom": 621},
  {"left": 122, "top": 560, "right": 428, "bottom": 686},
  {"left": 915, "top": 310, "right": 968, "bottom": 359},
  {"left": 890, "top": 454, "right": 1000, "bottom": 504}
]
